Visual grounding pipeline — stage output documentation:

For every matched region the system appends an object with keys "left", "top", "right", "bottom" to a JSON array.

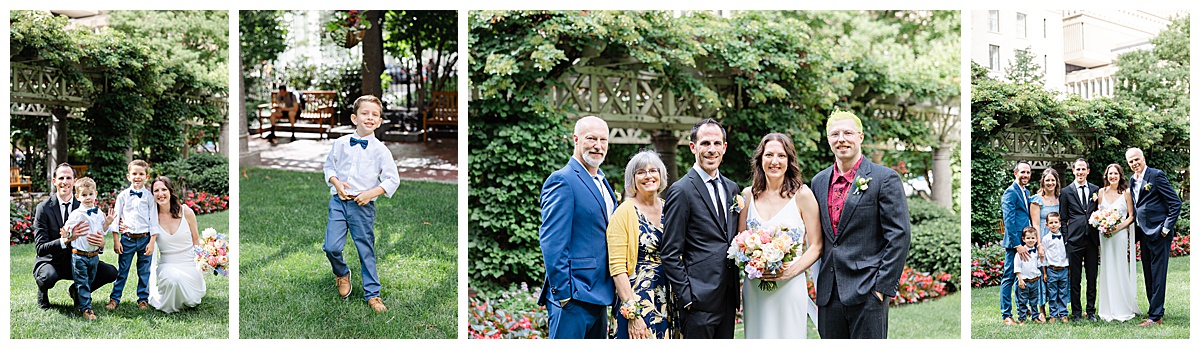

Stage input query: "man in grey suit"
[{"left": 811, "top": 111, "right": 910, "bottom": 339}]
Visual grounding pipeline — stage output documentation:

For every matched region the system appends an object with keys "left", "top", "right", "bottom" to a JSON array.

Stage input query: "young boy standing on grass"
[
  {"left": 107, "top": 159, "right": 159, "bottom": 310},
  {"left": 1015, "top": 226, "right": 1045, "bottom": 324},
  {"left": 1041, "top": 212, "right": 1070, "bottom": 323},
  {"left": 322, "top": 95, "right": 400, "bottom": 313},
  {"left": 64, "top": 177, "right": 117, "bottom": 320}
]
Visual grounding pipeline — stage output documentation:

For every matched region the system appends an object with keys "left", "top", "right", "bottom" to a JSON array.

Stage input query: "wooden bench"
[
  {"left": 71, "top": 164, "right": 89, "bottom": 178},
  {"left": 257, "top": 90, "right": 338, "bottom": 139},
  {"left": 422, "top": 91, "right": 458, "bottom": 141},
  {"left": 10, "top": 167, "right": 31, "bottom": 193}
]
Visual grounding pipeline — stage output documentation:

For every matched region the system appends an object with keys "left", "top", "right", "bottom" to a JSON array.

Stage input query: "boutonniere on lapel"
[
  {"left": 1144, "top": 183, "right": 1153, "bottom": 192},
  {"left": 731, "top": 194, "right": 744, "bottom": 214},
  {"left": 854, "top": 177, "right": 872, "bottom": 195},
  {"left": 1090, "top": 192, "right": 1097, "bottom": 202}
]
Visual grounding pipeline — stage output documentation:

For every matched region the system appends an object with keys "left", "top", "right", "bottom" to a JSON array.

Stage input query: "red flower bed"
[
  {"left": 1135, "top": 234, "right": 1191, "bottom": 260},
  {"left": 183, "top": 191, "right": 229, "bottom": 215},
  {"left": 9, "top": 201, "right": 36, "bottom": 245},
  {"left": 971, "top": 244, "right": 1005, "bottom": 288},
  {"left": 892, "top": 267, "right": 954, "bottom": 305}
]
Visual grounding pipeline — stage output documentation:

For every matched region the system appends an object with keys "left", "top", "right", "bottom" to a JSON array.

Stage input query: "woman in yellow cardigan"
[{"left": 606, "top": 150, "right": 676, "bottom": 339}]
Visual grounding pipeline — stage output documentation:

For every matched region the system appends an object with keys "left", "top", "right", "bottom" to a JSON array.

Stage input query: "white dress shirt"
[
  {"left": 1132, "top": 168, "right": 1147, "bottom": 203},
  {"left": 1041, "top": 232, "right": 1069, "bottom": 268},
  {"left": 66, "top": 205, "right": 110, "bottom": 252},
  {"left": 693, "top": 163, "right": 726, "bottom": 218},
  {"left": 1014, "top": 248, "right": 1042, "bottom": 279},
  {"left": 589, "top": 173, "right": 614, "bottom": 220},
  {"left": 323, "top": 133, "right": 401, "bottom": 200},
  {"left": 108, "top": 186, "right": 158, "bottom": 235}
]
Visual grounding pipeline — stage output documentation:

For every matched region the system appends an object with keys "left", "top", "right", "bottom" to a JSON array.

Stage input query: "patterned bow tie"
[
  {"left": 130, "top": 190, "right": 143, "bottom": 198},
  {"left": 87, "top": 207, "right": 99, "bottom": 215},
  {"left": 350, "top": 137, "right": 369, "bottom": 149}
]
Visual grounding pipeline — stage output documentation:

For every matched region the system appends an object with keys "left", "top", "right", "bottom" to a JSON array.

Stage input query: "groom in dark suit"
[
  {"left": 33, "top": 163, "right": 118, "bottom": 309},
  {"left": 811, "top": 111, "right": 910, "bottom": 339},
  {"left": 1059, "top": 158, "right": 1099, "bottom": 322},
  {"left": 537, "top": 116, "right": 618, "bottom": 338},
  {"left": 662, "top": 119, "right": 741, "bottom": 339},
  {"left": 1126, "top": 148, "right": 1181, "bottom": 327}
]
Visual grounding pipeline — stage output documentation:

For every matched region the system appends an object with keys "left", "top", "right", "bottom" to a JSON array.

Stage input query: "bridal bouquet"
[
  {"left": 727, "top": 225, "right": 803, "bottom": 291},
  {"left": 1089, "top": 208, "right": 1123, "bottom": 238},
  {"left": 194, "top": 227, "right": 230, "bottom": 277}
]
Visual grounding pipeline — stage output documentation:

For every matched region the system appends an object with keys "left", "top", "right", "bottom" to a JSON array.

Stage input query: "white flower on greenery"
[
  {"left": 854, "top": 177, "right": 872, "bottom": 194},
  {"left": 761, "top": 245, "right": 784, "bottom": 263}
]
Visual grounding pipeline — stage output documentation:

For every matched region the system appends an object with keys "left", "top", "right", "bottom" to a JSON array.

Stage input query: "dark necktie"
[
  {"left": 710, "top": 178, "right": 725, "bottom": 223},
  {"left": 62, "top": 203, "right": 71, "bottom": 223},
  {"left": 350, "top": 137, "right": 369, "bottom": 149},
  {"left": 130, "top": 189, "right": 142, "bottom": 198}
]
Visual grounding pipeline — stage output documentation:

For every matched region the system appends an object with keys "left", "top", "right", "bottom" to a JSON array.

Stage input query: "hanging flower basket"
[{"left": 325, "top": 10, "right": 369, "bottom": 49}]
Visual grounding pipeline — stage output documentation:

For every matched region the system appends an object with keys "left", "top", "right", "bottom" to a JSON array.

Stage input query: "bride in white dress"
[
  {"left": 1096, "top": 164, "right": 1140, "bottom": 322},
  {"left": 738, "top": 133, "right": 824, "bottom": 339},
  {"left": 147, "top": 177, "right": 206, "bottom": 313}
]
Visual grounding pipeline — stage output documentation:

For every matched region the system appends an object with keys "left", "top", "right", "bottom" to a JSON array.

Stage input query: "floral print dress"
[{"left": 612, "top": 209, "right": 677, "bottom": 339}]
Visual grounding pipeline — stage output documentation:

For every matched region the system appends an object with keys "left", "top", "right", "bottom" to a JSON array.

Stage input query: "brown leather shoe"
[
  {"left": 105, "top": 299, "right": 118, "bottom": 310},
  {"left": 1003, "top": 317, "right": 1016, "bottom": 325},
  {"left": 1047, "top": 317, "right": 1057, "bottom": 323},
  {"left": 335, "top": 272, "right": 352, "bottom": 298},
  {"left": 368, "top": 297, "right": 387, "bottom": 312},
  {"left": 1138, "top": 319, "right": 1163, "bottom": 327},
  {"left": 82, "top": 309, "right": 97, "bottom": 320},
  {"left": 138, "top": 301, "right": 148, "bottom": 310}
]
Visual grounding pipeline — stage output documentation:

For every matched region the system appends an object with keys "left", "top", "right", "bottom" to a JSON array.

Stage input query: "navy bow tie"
[
  {"left": 350, "top": 137, "right": 369, "bottom": 149},
  {"left": 130, "top": 190, "right": 143, "bottom": 198},
  {"left": 87, "top": 207, "right": 99, "bottom": 215},
  {"left": 1051, "top": 234, "right": 1062, "bottom": 240}
]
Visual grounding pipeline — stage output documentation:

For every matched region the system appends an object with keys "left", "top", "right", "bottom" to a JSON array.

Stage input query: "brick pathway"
[{"left": 247, "top": 135, "right": 457, "bottom": 184}]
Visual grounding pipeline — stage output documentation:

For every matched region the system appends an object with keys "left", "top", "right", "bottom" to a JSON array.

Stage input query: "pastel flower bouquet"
[
  {"left": 1089, "top": 208, "right": 1123, "bottom": 238},
  {"left": 194, "top": 227, "right": 230, "bottom": 277},
  {"left": 727, "top": 224, "right": 803, "bottom": 291}
]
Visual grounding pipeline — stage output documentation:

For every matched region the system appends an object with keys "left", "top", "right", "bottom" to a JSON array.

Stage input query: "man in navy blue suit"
[
  {"left": 999, "top": 161, "right": 1033, "bottom": 325},
  {"left": 1126, "top": 148, "right": 1181, "bottom": 327},
  {"left": 537, "top": 116, "right": 617, "bottom": 338}
]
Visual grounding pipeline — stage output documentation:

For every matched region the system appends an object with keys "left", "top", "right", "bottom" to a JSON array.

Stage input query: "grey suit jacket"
[{"left": 811, "top": 158, "right": 910, "bottom": 306}]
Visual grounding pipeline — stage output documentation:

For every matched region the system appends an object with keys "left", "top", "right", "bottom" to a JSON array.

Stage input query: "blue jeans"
[
  {"left": 999, "top": 248, "right": 1016, "bottom": 319},
  {"left": 110, "top": 234, "right": 152, "bottom": 303},
  {"left": 1046, "top": 267, "right": 1070, "bottom": 318},
  {"left": 324, "top": 196, "right": 380, "bottom": 301},
  {"left": 72, "top": 253, "right": 99, "bottom": 312},
  {"left": 1017, "top": 278, "right": 1042, "bottom": 322}
]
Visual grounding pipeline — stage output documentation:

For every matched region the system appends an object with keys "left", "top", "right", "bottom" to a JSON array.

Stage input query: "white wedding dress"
[
  {"left": 743, "top": 193, "right": 816, "bottom": 339},
  {"left": 148, "top": 217, "right": 206, "bottom": 313},
  {"left": 1096, "top": 193, "right": 1140, "bottom": 322}
]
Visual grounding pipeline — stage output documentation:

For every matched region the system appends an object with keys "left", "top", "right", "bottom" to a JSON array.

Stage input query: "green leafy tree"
[{"left": 1004, "top": 46, "right": 1043, "bottom": 85}]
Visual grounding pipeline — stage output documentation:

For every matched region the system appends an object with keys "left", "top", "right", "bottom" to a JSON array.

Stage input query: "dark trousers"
[
  {"left": 34, "top": 259, "right": 117, "bottom": 305},
  {"left": 546, "top": 299, "right": 607, "bottom": 339},
  {"left": 111, "top": 234, "right": 153, "bottom": 303},
  {"left": 679, "top": 305, "right": 736, "bottom": 339},
  {"left": 1016, "top": 279, "right": 1042, "bottom": 322},
  {"left": 818, "top": 279, "right": 889, "bottom": 339},
  {"left": 1140, "top": 234, "right": 1170, "bottom": 321},
  {"left": 1068, "top": 245, "right": 1098, "bottom": 317}
]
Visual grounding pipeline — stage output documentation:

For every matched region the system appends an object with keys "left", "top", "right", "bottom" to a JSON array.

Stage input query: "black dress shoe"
[
  {"left": 1088, "top": 314, "right": 1099, "bottom": 322},
  {"left": 37, "top": 288, "right": 50, "bottom": 309}
]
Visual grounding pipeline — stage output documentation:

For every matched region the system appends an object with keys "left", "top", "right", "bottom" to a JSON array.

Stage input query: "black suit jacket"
[
  {"left": 1059, "top": 182, "right": 1100, "bottom": 253},
  {"left": 33, "top": 195, "right": 80, "bottom": 272},
  {"left": 811, "top": 158, "right": 910, "bottom": 307},
  {"left": 661, "top": 167, "right": 740, "bottom": 312}
]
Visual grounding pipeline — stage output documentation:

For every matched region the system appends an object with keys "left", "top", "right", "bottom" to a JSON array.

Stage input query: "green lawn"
[
  {"left": 10, "top": 211, "right": 230, "bottom": 339},
  {"left": 238, "top": 168, "right": 457, "bottom": 339},
  {"left": 733, "top": 292, "right": 962, "bottom": 339},
  {"left": 972, "top": 256, "right": 1190, "bottom": 338}
]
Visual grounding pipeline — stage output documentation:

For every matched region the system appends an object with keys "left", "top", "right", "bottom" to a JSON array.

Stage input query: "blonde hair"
[
  {"left": 74, "top": 177, "right": 97, "bottom": 194},
  {"left": 353, "top": 95, "right": 383, "bottom": 112},
  {"left": 825, "top": 110, "right": 863, "bottom": 135}
]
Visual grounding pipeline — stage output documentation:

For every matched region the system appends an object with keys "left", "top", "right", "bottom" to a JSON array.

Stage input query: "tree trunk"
[
  {"left": 932, "top": 144, "right": 953, "bottom": 208},
  {"left": 361, "top": 10, "right": 385, "bottom": 99},
  {"left": 652, "top": 130, "right": 680, "bottom": 186},
  {"left": 48, "top": 107, "right": 69, "bottom": 181}
]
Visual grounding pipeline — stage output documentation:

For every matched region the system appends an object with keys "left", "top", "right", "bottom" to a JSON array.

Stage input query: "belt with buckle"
[
  {"left": 1023, "top": 277, "right": 1041, "bottom": 283},
  {"left": 72, "top": 249, "right": 101, "bottom": 257},
  {"left": 1049, "top": 266, "right": 1067, "bottom": 271},
  {"left": 124, "top": 232, "right": 148, "bottom": 239}
]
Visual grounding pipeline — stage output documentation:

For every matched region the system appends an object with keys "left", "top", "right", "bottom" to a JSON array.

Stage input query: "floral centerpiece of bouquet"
[
  {"left": 194, "top": 227, "right": 229, "bottom": 277},
  {"left": 727, "top": 223, "right": 803, "bottom": 291},
  {"left": 1089, "top": 208, "right": 1123, "bottom": 238}
]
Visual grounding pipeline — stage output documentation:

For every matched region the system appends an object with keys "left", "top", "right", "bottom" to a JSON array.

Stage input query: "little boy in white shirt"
[
  {"left": 1015, "top": 226, "right": 1044, "bottom": 324},
  {"left": 63, "top": 177, "right": 116, "bottom": 320},
  {"left": 1041, "top": 212, "right": 1070, "bottom": 323},
  {"left": 106, "top": 159, "right": 158, "bottom": 310}
]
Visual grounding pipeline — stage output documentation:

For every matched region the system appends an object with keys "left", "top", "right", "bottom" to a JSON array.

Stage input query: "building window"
[
  {"left": 989, "top": 45, "right": 1000, "bottom": 70},
  {"left": 989, "top": 10, "right": 1000, "bottom": 32},
  {"left": 1016, "top": 13, "right": 1027, "bottom": 38}
]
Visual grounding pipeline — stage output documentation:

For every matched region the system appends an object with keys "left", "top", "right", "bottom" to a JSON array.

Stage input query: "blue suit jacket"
[
  {"left": 1132, "top": 167, "right": 1182, "bottom": 241},
  {"left": 538, "top": 157, "right": 617, "bottom": 307},
  {"left": 1001, "top": 182, "right": 1032, "bottom": 249}
]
